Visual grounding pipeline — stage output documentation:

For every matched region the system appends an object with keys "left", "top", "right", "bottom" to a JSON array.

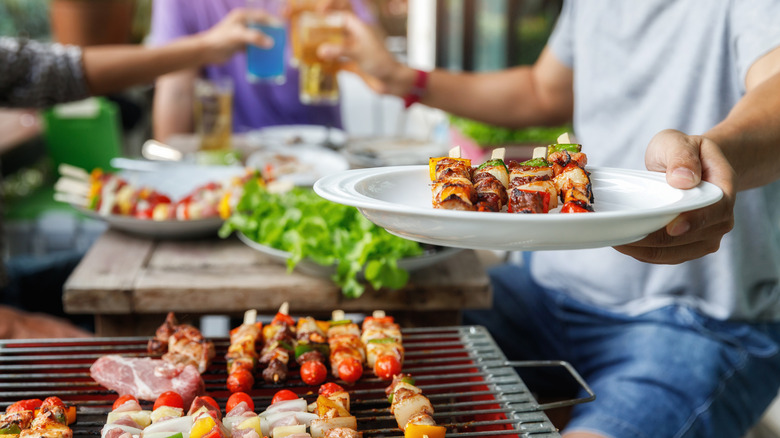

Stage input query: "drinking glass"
[
  {"left": 193, "top": 77, "right": 233, "bottom": 151},
  {"left": 246, "top": 0, "right": 287, "bottom": 84},
  {"left": 288, "top": 0, "right": 318, "bottom": 67},
  {"left": 298, "top": 11, "right": 345, "bottom": 105}
]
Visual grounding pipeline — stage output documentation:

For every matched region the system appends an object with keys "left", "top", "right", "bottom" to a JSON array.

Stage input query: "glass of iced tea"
[
  {"left": 246, "top": 0, "right": 287, "bottom": 84},
  {"left": 298, "top": 11, "right": 345, "bottom": 105},
  {"left": 193, "top": 78, "right": 233, "bottom": 151}
]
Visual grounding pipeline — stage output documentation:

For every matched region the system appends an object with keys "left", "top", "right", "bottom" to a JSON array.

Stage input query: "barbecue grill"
[{"left": 0, "top": 326, "right": 594, "bottom": 438}]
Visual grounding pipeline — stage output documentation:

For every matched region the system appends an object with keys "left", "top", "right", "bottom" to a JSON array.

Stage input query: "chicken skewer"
[
  {"left": 360, "top": 310, "right": 404, "bottom": 381},
  {"left": 260, "top": 302, "right": 297, "bottom": 384},
  {"left": 226, "top": 309, "right": 263, "bottom": 393},
  {"left": 327, "top": 310, "right": 365, "bottom": 384},
  {"left": 430, "top": 146, "right": 476, "bottom": 211},
  {"left": 20, "top": 397, "right": 74, "bottom": 438},
  {"left": 295, "top": 316, "right": 330, "bottom": 386},
  {"left": 547, "top": 133, "right": 594, "bottom": 213},
  {"left": 472, "top": 148, "right": 509, "bottom": 212},
  {"left": 148, "top": 312, "right": 216, "bottom": 374},
  {"left": 386, "top": 375, "right": 446, "bottom": 438},
  {"left": 310, "top": 383, "right": 359, "bottom": 438}
]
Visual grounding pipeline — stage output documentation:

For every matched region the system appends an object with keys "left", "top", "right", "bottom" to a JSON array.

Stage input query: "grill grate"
[{"left": 0, "top": 326, "right": 592, "bottom": 438}]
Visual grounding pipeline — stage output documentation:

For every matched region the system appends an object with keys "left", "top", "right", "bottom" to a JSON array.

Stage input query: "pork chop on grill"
[{"left": 90, "top": 355, "right": 204, "bottom": 407}]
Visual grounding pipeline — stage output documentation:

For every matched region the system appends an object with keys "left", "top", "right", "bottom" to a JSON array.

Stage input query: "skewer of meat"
[
  {"left": 327, "top": 310, "right": 365, "bottom": 384},
  {"left": 226, "top": 310, "right": 263, "bottom": 393},
  {"left": 310, "top": 383, "right": 359, "bottom": 438},
  {"left": 546, "top": 133, "right": 594, "bottom": 213},
  {"left": 19, "top": 397, "right": 75, "bottom": 438},
  {"left": 472, "top": 148, "right": 509, "bottom": 212},
  {"left": 430, "top": 146, "right": 476, "bottom": 211},
  {"left": 385, "top": 375, "right": 446, "bottom": 438},
  {"left": 507, "top": 149, "right": 558, "bottom": 214},
  {"left": 260, "top": 302, "right": 297, "bottom": 384},
  {"left": 295, "top": 317, "right": 330, "bottom": 386},
  {"left": 0, "top": 399, "right": 41, "bottom": 437},
  {"left": 148, "top": 312, "right": 216, "bottom": 374},
  {"left": 256, "top": 390, "right": 317, "bottom": 438},
  {"left": 360, "top": 310, "right": 403, "bottom": 381}
]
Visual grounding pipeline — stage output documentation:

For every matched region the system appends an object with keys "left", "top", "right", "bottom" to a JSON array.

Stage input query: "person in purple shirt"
[{"left": 149, "top": 0, "right": 376, "bottom": 142}]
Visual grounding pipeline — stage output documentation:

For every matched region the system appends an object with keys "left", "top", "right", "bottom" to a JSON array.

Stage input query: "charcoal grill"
[{"left": 0, "top": 326, "right": 594, "bottom": 438}]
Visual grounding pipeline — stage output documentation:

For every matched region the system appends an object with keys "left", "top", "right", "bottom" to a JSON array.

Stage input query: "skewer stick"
[
  {"left": 243, "top": 309, "right": 257, "bottom": 326},
  {"left": 55, "top": 177, "right": 90, "bottom": 196},
  {"left": 372, "top": 310, "right": 385, "bottom": 318},
  {"left": 532, "top": 147, "right": 548, "bottom": 160},
  {"left": 490, "top": 148, "right": 506, "bottom": 161},
  {"left": 58, "top": 163, "right": 90, "bottom": 181},
  {"left": 279, "top": 301, "right": 289, "bottom": 316},
  {"left": 448, "top": 146, "right": 462, "bottom": 158},
  {"left": 557, "top": 132, "right": 576, "bottom": 144},
  {"left": 54, "top": 192, "right": 88, "bottom": 206},
  {"left": 332, "top": 309, "right": 346, "bottom": 321}
]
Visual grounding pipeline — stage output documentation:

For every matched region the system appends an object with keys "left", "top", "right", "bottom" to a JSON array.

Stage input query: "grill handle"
[{"left": 505, "top": 360, "right": 596, "bottom": 410}]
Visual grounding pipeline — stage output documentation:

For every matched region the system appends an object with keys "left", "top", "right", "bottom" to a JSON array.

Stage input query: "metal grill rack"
[{"left": 0, "top": 326, "right": 594, "bottom": 438}]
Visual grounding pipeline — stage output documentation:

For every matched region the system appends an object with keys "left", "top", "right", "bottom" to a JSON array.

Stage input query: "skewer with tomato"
[
  {"left": 386, "top": 375, "right": 446, "bottom": 438},
  {"left": 361, "top": 310, "right": 404, "bottom": 380},
  {"left": 16, "top": 397, "right": 75, "bottom": 438},
  {"left": 327, "top": 310, "right": 365, "bottom": 384},
  {"left": 295, "top": 316, "right": 330, "bottom": 386},
  {"left": 472, "top": 148, "right": 509, "bottom": 212},
  {"left": 259, "top": 302, "right": 297, "bottom": 384},
  {"left": 429, "top": 146, "right": 476, "bottom": 211},
  {"left": 0, "top": 399, "right": 41, "bottom": 437},
  {"left": 256, "top": 390, "right": 317, "bottom": 438},
  {"left": 226, "top": 309, "right": 263, "bottom": 393},
  {"left": 310, "top": 383, "right": 358, "bottom": 438}
]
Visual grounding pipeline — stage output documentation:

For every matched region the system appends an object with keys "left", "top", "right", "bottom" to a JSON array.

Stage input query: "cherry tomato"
[
  {"left": 337, "top": 357, "right": 363, "bottom": 384},
  {"left": 300, "top": 360, "right": 327, "bottom": 386},
  {"left": 112, "top": 395, "right": 137, "bottom": 411},
  {"left": 199, "top": 396, "right": 220, "bottom": 411},
  {"left": 374, "top": 356, "right": 402, "bottom": 381},
  {"left": 7, "top": 399, "right": 42, "bottom": 413},
  {"left": 318, "top": 382, "right": 344, "bottom": 397},
  {"left": 154, "top": 391, "right": 184, "bottom": 410},
  {"left": 42, "top": 396, "right": 65, "bottom": 408},
  {"left": 271, "top": 389, "right": 298, "bottom": 404},
  {"left": 227, "top": 368, "right": 254, "bottom": 394},
  {"left": 226, "top": 392, "right": 254, "bottom": 413}
]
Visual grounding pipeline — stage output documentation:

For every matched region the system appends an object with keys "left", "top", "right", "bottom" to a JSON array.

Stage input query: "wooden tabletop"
[{"left": 64, "top": 229, "right": 492, "bottom": 336}]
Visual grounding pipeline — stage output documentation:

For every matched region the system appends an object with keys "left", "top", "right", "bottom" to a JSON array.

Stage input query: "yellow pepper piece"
[
  {"left": 190, "top": 416, "right": 217, "bottom": 438},
  {"left": 429, "top": 157, "right": 471, "bottom": 181},
  {"left": 405, "top": 424, "right": 446, "bottom": 438}
]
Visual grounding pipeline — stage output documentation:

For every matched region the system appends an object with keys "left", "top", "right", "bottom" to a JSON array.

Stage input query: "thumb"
[{"left": 645, "top": 129, "right": 702, "bottom": 189}]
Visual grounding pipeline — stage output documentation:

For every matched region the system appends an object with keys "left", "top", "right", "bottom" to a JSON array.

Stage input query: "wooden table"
[{"left": 63, "top": 229, "right": 492, "bottom": 336}]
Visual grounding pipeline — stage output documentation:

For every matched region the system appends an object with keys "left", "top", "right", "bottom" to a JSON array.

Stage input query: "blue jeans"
[{"left": 464, "top": 262, "right": 780, "bottom": 438}]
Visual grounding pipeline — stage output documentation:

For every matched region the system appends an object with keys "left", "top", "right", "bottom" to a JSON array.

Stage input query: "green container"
[{"left": 42, "top": 97, "right": 122, "bottom": 175}]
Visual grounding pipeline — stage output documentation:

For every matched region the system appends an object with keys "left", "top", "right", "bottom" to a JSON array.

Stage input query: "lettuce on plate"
[{"left": 219, "top": 178, "right": 423, "bottom": 298}]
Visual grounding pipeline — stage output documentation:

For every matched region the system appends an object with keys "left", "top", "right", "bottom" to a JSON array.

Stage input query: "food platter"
[
  {"left": 313, "top": 165, "right": 724, "bottom": 251},
  {"left": 245, "top": 145, "right": 349, "bottom": 186},
  {"left": 69, "top": 163, "right": 246, "bottom": 239},
  {"left": 248, "top": 124, "right": 348, "bottom": 148},
  {"left": 237, "top": 231, "right": 462, "bottom": 277}
]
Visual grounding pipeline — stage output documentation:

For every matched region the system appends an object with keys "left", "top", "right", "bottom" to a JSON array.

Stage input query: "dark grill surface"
[{"left": 0, "top": 326, "right": 572, "bottom": 438}]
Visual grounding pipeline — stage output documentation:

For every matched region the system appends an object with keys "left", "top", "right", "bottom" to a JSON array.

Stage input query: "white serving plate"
[
  {"left": 313, "top": 165, "right": 724, "bottom": 251},
  {"left": 237, "top": 231, "right": 462, "bottom": 277},
  {"left": 245, "top": 145, "right": 349, "bottom": 186}
]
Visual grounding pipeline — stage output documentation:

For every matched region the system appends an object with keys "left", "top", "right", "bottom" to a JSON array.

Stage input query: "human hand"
[
  {"left": 197, "top": 8, "right": 274, "bottom": 65},
  {"left": 613, "top": 129, "right": 736, "bottom": 264},
  {"left": 316, "top": 12, "right": 410, "bottom": 95}
]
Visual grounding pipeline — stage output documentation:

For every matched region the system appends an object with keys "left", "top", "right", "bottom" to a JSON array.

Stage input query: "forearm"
[
  {"left": 81, "top": 37, "right": 209, "bottom": 96},
  {"left": 705, "top": 72, "right": 780, "bottom": 191},
  {"left": 153, "top": 71, "right": 196, "bottom": 141}
]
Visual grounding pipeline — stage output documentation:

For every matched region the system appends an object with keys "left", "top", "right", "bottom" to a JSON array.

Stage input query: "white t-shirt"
[{"left": 530, "top": 0, "right": 780, "bottom": 321}]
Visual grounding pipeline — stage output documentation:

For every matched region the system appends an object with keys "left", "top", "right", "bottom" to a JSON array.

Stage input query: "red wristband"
[{"left": 403, "top": 69, "right": 429, "bottom": 109}]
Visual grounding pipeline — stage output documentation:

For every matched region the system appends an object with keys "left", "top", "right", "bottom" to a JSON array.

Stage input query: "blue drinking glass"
[{"left": 246, "top": 0, "right": 287, "bottom": 84}]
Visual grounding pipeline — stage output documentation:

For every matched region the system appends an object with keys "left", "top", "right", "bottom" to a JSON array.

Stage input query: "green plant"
[{"left": 449, "top": 115, "right": 571, "bottom": 146}]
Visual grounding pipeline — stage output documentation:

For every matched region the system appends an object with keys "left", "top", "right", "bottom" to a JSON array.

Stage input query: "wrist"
[{"left": 401, "top": 69, "right": 429, "bottom": 108}]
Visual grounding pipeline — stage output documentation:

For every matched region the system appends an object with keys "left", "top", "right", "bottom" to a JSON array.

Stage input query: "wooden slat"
[{"left": 63, "top": 229, "right": 155, "bottom": 314}]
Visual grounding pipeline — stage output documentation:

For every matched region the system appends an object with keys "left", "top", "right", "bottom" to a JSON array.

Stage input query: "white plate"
[
  {"left": 237, "top": 231, "right": 462, "bottom": 277},
  {"left": 249, "top": 124, "right": 348, "bottom": 148},
  {"left": 246, "top": 145, "right": 349, "bottom": 186},
  {"left": 344, "top": 137, "right": 450, "bottom": 167},
  {"left": 71, "top": 163, "right": 246, "bottom": 239},
  {"left": 313, "top": 166, "right": 724, "bottom": 251}
]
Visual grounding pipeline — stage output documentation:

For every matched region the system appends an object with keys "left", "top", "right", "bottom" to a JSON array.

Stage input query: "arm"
[
  {"left": 615, "top": 46, "right": 780, "bottom": 264},
  {"left": 324, "top": 13, "right": 574, "bottom": 129},
  {"left": 81, "top": 8, "right": 270, "bottom": 96},
  {"left": 152, "top": 70, "right": 197, "bottom": 142}
]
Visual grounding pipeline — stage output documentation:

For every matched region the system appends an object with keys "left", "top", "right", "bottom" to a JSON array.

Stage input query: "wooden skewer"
[
  {"left": 332, "top": 309, "right": 346, "bottom": 321},
  {"left": 279, "top": 301, "right": 289, "bottom": 316},
  {"left": 448, "top": 146, "right": 462, "bottom": 158},
  {"left": 54, "top": 177, "right": 90, "bottom": 196},
  {"left": 557, "top": 132, "right": 576, "bottom": 144},
  {"left": 243, "top": 309, "right": 257, "bottom": 326},
  {"left": 372, "top": 310, "right": 386, "bottom": 318},
  {"left": 53, "top": 192, "right": 88, "bottom": 206},
  {"left": 532, "top": 146, "right": 548, "bottom": 160},
  {"left": 490, "top": 148, "right": 506, "bottom": 161},
  {"left": 58, "top": 163, "right": 90, "bottom": 181}
]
